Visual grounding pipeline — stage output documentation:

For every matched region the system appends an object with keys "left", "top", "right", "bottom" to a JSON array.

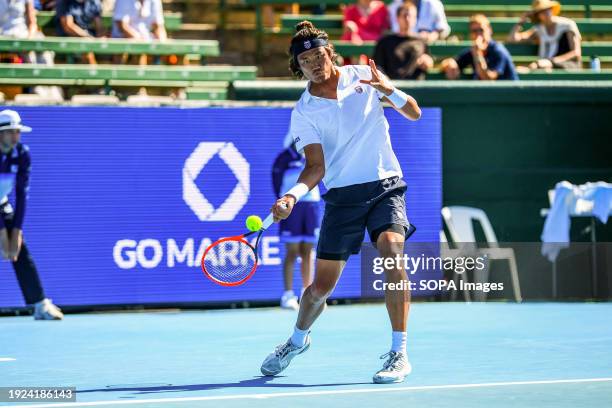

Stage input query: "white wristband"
[
  {"left": 386, "top": 88, "right": 410, "bottom": 108},
  {"left": 284, "top": 183, "right": 309, "bottom": 203}
]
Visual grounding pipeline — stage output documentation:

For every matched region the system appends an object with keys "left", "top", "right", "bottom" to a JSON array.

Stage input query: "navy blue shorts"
[
  {"left": 279, "top": 201, "right": 321, "bottom": 244},
  {"left": 316, "top": 177, "right": 412, "bottom": 261}
]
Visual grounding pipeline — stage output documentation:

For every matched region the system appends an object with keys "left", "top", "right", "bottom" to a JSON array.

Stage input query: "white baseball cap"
[{"left": 0, "top": 110, "right": 32, "bottom": 132}]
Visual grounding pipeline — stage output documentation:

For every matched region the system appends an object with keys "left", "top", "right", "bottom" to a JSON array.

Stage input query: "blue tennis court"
[{"left": 2, "top": 302, "right": 611, "bottom": 408}]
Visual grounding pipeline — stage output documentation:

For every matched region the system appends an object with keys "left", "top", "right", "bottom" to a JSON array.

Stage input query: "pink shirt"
[{"left": 341, "top": 1, "right": 390, "bottom": 42}]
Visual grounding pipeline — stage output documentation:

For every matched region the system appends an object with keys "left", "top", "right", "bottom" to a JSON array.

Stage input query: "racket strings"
[{"left": 203, "top": 238, "right": 257, "bottom": 284}]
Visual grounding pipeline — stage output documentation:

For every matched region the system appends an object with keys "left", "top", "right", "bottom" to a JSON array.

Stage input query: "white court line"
[
  {"left": 0, "top": 358, "right": 16, "bottom": 362},
  {"left": 5, "top": 377, "right": 612, "bottom": 408}
]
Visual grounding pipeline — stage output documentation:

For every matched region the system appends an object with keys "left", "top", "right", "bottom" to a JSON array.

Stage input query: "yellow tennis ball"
[{"left": 246, "top": 215, "right": 263, "bottom": 232}]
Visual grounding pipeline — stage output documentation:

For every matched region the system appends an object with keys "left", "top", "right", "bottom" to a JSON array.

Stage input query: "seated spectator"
[
  {"left": 0, "top": 0, "right": 53, "bottom": 65},
  {"left": 112, "top": 0, "right": 166, "bottom": 65},
  {"left": 112, "top": 0, "right": 166, "bottom": 41},
  {"left": 341, "top": 0, "right": 389, "bottom": 44},
  {"left": 373, "top": 3, "right": 433, "bottom": 79},
  {"left": 441, "top": 14, "right": 518, "bottom": 80},
  {"left": 0, "top": 0, "right": 63, "bottom": 100},
  {"left": 507, "top": 0, "right": 581, "bottom": 71},
  {"left": 341, "top": 0, "right": 389, "bottom": 64},
  {"left": 1, "top": 0, "right": 38, "bottom": 40},
  {"left": 56, "top": 0, "right": 105, "bottom": 64},
  {"left": 388, "top": 0, "right": 450, "bottom": 42}
]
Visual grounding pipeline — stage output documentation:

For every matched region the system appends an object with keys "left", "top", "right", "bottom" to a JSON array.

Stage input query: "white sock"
[
  {"left": 290, "top": 326, "right": 309, "bottom": 347},
  {"left": 283, "top": 290, "right": 295, "bottom": 298},
  {"left": 34, "top": 298, "right": 49, "bottom": 308},
  {"left": 391, "top": 331, "right": 407, "bottom": 354}
]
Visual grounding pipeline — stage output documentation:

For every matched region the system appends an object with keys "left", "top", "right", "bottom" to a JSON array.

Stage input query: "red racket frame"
[{"left": 201, "top": 234, "right": 258, "bottom": 287}]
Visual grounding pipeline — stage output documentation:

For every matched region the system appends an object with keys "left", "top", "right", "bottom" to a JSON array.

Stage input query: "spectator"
[
  {"left": 441, "top": 14, "right": 518, "bottom": 80},
  {"left": 56, "top": 0, "right": 105, "bottom": 64},
  {"left": 0, "top": 0, "right": 37, "bottom": 41},
  {"left": 374, "top": 2, "right": 433, "bottom": 79},
  {"left": 112, "top": 0, "right": 166, "bottom": 41},
  {"left": 0, "top": 0, "right": 63, "bottom": 99},
  {"left": 341, "top": 0, "right": 389, "bottom": 64},
  {"left": 388, "top": 0, "right": 450, "bottom": 42},
  {"left": 0, "top": 110, "right": 64, "bottom": 320},
  {"left": 341, "top": 0, "right": 390, "bottom": 44},
  {"left": 272, "top": 137, "right": 321, "bottom": 311},
  {"left": 508, "top": 0, "right": 581, "bottom": 71},
  {"left": 112, "top": 0, "right": 166, "bottom": 65}
]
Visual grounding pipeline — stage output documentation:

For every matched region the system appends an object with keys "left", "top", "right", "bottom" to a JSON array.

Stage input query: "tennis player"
[{"left": 260, "top": 21, "right": 421, "bottom": 384}]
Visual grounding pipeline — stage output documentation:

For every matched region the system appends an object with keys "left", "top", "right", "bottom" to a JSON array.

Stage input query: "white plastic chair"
[{"left": 441, "top": 206, "right": 522, "bottom": 302}]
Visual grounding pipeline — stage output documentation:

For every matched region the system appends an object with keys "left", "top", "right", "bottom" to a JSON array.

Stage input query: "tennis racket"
[{"left": 201, "top": 204, "right": 286, "bottom": 287}]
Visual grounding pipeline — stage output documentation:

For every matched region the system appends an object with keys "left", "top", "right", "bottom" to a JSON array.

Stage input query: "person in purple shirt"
[
  {"left": 0, "top": 110, "right": 63, "bottom": 320},
  {"left": 272, "top": 138, "right": 321, "bottom": 310}
]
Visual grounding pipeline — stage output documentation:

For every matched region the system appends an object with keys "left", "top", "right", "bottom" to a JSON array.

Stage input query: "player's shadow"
[{"left": 78, "top": 376, "right": 371, "bottom": 395}]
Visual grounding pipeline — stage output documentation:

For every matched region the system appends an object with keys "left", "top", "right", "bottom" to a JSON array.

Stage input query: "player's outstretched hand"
[
  {"left": 360, "top": 59, "right": 394, "bottom": 96},
  {"left": 271, "top": 196, "right": 294, "bottom": 222}
]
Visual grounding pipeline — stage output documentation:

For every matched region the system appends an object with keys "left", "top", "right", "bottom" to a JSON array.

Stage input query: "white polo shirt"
[
  {"left": 388, "top": 0, "right": 450, "bottom": 37},
  {"left": 289, "top": 64, "right": 403, "bottom": 190},
  {"left": 112, "top": 0, "right": 164, "bottom": 39},
  {"left": 0, "top": 0, "right": 28, "bottom": 38}
]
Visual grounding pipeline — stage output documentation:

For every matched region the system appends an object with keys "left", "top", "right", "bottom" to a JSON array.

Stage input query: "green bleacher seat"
[
  {"left": 0, "top": 78, "right": 235, "bottom": 92},
  {"left": 0, "top": 63, "right": 257, "bottom": 82},
  {"left": 108, "top": 80, "right": 230, "bottom": 89},
  {"left": 0, "top": 37, "right": 219, "bottom": 57},
  {"left": 35, "top": 11, "right": 182, "bottom": 31},
  {"left": 0, "top": 77, "right": 104, "bottom": 86},
  {"left": 185, "top": 87, "right": 229, "bottom": 100},
  {"left": 425, "top": 69, "right": 612, "bottom": 79}
]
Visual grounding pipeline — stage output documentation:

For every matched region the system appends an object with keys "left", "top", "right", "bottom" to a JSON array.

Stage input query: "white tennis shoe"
[
  {"left": 33, "top": 298, "right": 64, "bottom": 321},
  {"left": 260, "top": 335, "right": 310, "bottom": 376},
  {"left": 373, "top": 351, "right": 412, "bottom": 384}
]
